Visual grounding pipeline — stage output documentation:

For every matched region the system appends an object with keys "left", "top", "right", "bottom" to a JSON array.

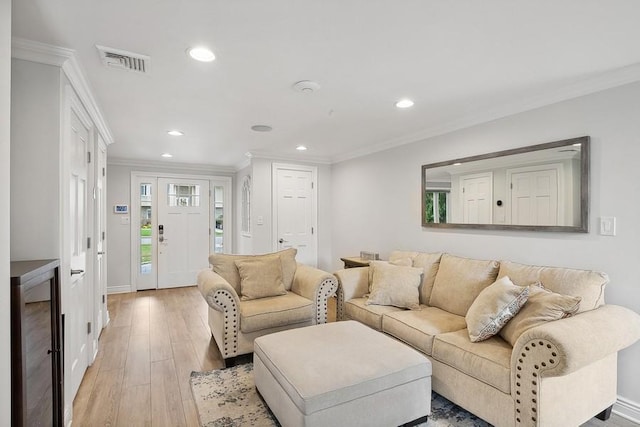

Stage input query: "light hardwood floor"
[{"left": 73, "top": 287, "right": 635, "bottom": 427}]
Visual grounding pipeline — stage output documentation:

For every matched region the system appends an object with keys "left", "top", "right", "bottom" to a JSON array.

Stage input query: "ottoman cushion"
[{"left": 253, "top": 321, "right": 431, "bottom": 416}]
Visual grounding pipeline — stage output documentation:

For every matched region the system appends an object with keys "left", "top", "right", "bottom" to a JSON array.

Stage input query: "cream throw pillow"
[
  {"left": 465, "top": 276, "right": 530, "bottom": 342},
  {"left": 366, "top": 258, "right": 414, "bottom": 292},
  {"left": 366, "top": 261, "right": 423, "bottom": 310},
  {"left": 235, "top": 254, "right": 287, "bottom": 300},
  {"left": 499, "top": 283, "right": 581, "bottom": 346}
]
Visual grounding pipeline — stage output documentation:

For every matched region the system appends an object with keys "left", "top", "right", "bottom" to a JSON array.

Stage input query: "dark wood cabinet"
[{"left": 11, "top": 259, "right": 63, "bottom": 427}]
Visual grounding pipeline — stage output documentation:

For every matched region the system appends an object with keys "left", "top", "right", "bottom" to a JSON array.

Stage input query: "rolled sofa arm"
[
  {"left": 334, "top": 267, "right": 369, "bottom": 321},
  {"left": 510, "top": 304, "right": 640, "bottom": 425},
  {"left": 197, "top": 269, "right": 241, "bottom": 311},
  {"left": 292, "top": 264, "right": 338, "bottom": 324}
]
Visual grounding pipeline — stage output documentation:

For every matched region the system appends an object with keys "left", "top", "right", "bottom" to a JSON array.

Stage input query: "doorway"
[
  {"left": 130, "top": 173, "right": 232, "bottom": 290},
  {"left": 459, "top": 172, "right": 493, "bottom": 224}
]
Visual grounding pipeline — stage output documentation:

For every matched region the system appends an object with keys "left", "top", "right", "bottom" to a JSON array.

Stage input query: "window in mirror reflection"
[{"left": 425, "top": 190, "right": 449, "bottom": 223}]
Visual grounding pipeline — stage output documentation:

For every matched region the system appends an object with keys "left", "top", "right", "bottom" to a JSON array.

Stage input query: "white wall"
[
  {"left": 106, "top": 163, "right": 234, "bottom": 291},
  {"left": 10, "top": 59, "right": 61, "bottom": 260},
  {"left": 331, "top": 82, "right": 640, "bottom": 408},
  {"left": 0, "top": 0, "right": 12, "bottom": 422}
]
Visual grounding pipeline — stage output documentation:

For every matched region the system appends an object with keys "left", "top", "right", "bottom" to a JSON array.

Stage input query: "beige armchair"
[{"left": 197, "top": 249, "right": 337, "bottom": 365}]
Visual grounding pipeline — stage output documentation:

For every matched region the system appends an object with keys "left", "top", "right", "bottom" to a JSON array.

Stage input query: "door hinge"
[
  {"left": 87, "top": 322, "right": 92, "bottom": 334},
  {"left": 102, "top": 295, "right": 105, "bottom": 304},
  {"left": 311, "top": 182, "right": 314, "bottom": 189},
  {"left": 87, "top": 237, "right": 91, "bottom": 249},
  {"left": 311, "top": 227, "right": 314, "bottom": 235},
  {"left": 87, "top": 151, "right": 91, "bottom": 163},
  {"left": 102, "top": 231, "right": 106, "bottom": 241},
  {"left": 102, "top": 167, "right": 106, "bottom": 177},
  {"left": 209, "top": 228, "right": 211, "bottom": 236},
  {"left": 510, "top": 183, "right": 513, "bottom": 190}
]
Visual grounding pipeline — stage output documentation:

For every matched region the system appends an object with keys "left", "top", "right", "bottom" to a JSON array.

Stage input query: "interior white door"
[
  {"left": 95, "top": 137, "right": 107, "bottom": 335},
  {"left": 67, "top": 108, "right": 90, "bottom": 398},
  {"left": 510, "top": 168, "right": 559, "bottom": 225},
  {"left": 273, "top": 165, "right": 317, "bottom": 266},
  {"left": 157, "top": 178, "right": 210, "bottom": 288},
  {"left": 461, "top": 173, "right": 493, "bottom": 224}
]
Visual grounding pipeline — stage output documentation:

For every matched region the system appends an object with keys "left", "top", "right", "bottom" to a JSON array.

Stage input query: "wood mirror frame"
[{"left": 421, "top": 136, "right": 589, "bottom": 232}]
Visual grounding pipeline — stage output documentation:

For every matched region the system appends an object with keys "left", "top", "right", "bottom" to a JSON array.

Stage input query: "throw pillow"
[
  {"left": 235, "top": 254, "right": 287, "bottom": 300},
  {"left": 367, "top": 258, "right": 414, "bottom": 293},
  {"left": 465, "top": 276, "right": 530, "bottom": 342},
  {"left": 499, "top": 283, "right": 581, "bottom": 346},
  {"left": 366, "top": 261, "right": 423, "bottom": 310}
]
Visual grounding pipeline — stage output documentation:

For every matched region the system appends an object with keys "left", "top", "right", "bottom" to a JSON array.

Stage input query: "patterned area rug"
[{"left": 190, "top": 363, "right": 491, "bottom": 427}]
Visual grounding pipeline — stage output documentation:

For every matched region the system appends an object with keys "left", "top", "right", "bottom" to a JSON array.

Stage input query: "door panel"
[
  {"left": 511, "top": 169, "right": 558, "bottom": 225},
  {"left": 157, "top": 178, "right": 210, "bottom": 288},
  {"left": 274, "top": 166, "right": 317, "bottom": 266},
  {"left": 461, "top": 173, "right": 492, "bottom": 224},
  {"left": 68, "top": 108, "right": 89, "bottom": 398}
]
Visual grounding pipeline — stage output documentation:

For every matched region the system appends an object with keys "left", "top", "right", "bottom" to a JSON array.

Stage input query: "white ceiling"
[{"left": 11, "top": 0, "right": 640, "bottom": 168}]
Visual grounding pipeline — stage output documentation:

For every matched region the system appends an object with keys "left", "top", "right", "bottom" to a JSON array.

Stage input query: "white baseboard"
[
  {"left": 614, "top": 395, "right": 640, "bottom": 424},
  {"left": 107, "top": 284, "right": 133, "bottom": 294}
]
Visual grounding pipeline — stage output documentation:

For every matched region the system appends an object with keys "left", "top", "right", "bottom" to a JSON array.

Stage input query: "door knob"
[
  {"left": 278, "top": 238, "right": 287, "bottom": 244},
  {"left": 71, "top": 269, "right": 84, "bottom": 275}
]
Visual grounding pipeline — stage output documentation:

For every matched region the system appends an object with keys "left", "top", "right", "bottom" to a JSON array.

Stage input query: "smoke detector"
[
  {"left": 292, "top": 80, "right": 321, "bottom": 93},
  {"left": 96, "top": 45, "right": 150, "bottom": 74}
]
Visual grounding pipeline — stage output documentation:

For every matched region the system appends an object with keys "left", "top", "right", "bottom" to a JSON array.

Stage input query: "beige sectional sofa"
[{"left": 335, "top": 251, "right": 640, "bottom": 427}]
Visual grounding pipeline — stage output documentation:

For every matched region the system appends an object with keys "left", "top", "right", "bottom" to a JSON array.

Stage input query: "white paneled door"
[
  {"left": 157, "top": 178, "right": 210, "bottom": 288},
  {"left": 273, "top": 164, "right": 317, "bottom": 266},
  {"left": 461, "top": 173, "right": 493, "bottom": 224},
  {"left": 67, "top": 107, "right": 90, "bottom": 400},
  {"left": 509, "top": 168, "right": 559, "bottom": 226}
]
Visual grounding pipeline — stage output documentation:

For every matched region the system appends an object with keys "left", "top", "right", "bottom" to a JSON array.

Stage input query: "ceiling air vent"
[{"left": 96, "top": 45, "right": 150, "bottom": 74}]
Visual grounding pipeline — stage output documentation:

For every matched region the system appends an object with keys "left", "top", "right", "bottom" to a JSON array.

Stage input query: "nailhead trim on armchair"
[
  {"left": 213, "top": 289, "right": 238, "bottom": 358},
  {"left": 316, "top": 277, "right": 338, "bottom": 324}
]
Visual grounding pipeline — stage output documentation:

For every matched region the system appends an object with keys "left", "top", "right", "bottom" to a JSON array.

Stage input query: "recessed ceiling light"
[
  {"left": 251, "top": 125, "right": 273, "bottom": 132},
  {"left": 167, "top": 130, "right": 184, "bottom": 136},
  {"left": 188, "top": 46, "right": 215, "bottom": 62},
  {"left": 161, "top": 153, "right": 173, "bottom": 158},
  {"left": 296, "top": 145, "right": 308, "bottom": 151},
  {"left": 395, "top": 99, "right": 414, "bottom": 109}
]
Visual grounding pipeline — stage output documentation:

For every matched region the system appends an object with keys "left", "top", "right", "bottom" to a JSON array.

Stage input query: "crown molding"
[
  {"left": 12, "top": 37, "right": 115, "bottom": 145},
  {"left": 246, "top": 150, "right": 332, "bottom": 165},
  {"left": 234, "top": 157, "right": 252, "bottom": 171},
  {"left": 107, "top": 157, "right": 236, "bottom": 174},
  {"left": 331, "top": 62, "right": 640, "bottom": 164}
]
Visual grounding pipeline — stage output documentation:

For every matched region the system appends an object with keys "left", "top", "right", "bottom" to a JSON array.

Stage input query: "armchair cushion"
[
  {"left": 500, "top": 283, "right": 581, "bottom": 346},
  {"left": 240, "top": 292, "right": 314, "bottom": 333},
  {"left": 209, "top": 248, "right": 297, "bottom": 294},
  {"left": 236, "top": 254, "right": 287, "bottom": 300}
]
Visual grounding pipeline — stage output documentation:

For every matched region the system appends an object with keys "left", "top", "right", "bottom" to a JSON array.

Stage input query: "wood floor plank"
[
  {"left": 150, "top": 360, "right": 187, "bottom": 427},
  {"left": 77, "top": 368, "right": 124, "bottom": 426},
  {"left": 182, "top": 399, "right": 200, "bottom": 427},
  {"left": 131, "top": 295, "right": 151, "bottom": 336},
  {"left": 117, "top": 384, "right": 151, "bottom": 427},
  {"left": 72, "top": 354, "right": 103, "bottom": 422},
  {"left": 123, "top": 332, "right": 150, "bottom": 388},
  {"left": 100, "top": 325, "right": 130, "bottom": 371},
  {"left": 171, "top": 340, "right": 202, "bottom": 401}
]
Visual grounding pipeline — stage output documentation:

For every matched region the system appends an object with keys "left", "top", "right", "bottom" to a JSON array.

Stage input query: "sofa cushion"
[
  {"left": 497, "top": 260, "right": 607, "bottom": 313},
  {"left": 236, "top": 255, "right": 287, "bottom": 300},
  {"left": 366, "top": 261, "right": 423, "bottom": 310},
  {"left": 412, "top": 253, "right": 443, "bottom": 305},
  {"left": 210, "top": 248, "right": 297, "bottom": 294},
  {"left": 499, "top": 284, "right": 581, "bottom": 346},
  {"left": 382, "top": 306, "right": 467, "bottom": 355},
  {"left": 429, "top": 254, "right": 500, "bottom": 316},
  {"left": 432, "top": 329, "right": 512, "bottom": 394},
  {"left": 465, "top": 276, "right": 530, "bottom": 342},
  {"left": 240, "top": 292, "right": 314, "bottom": 333},
  {"left": 344, "top": 297, "right": 404, "bottom": 331}
]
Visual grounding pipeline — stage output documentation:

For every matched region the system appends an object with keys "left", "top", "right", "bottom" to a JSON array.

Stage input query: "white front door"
[
  {"left": 67, "top": 107, "right": 90, "bottom": 399},
  {"left": 509, "top": 168, "right": 559, "bottom": 225},
  {"left": 273, "top": 164, "right": 317, "bottom": 266},
  {"left": 461, "top": 173, "right": 493, "bottom": 224},
  {"left": 157, "top": 178, "right": 211, "bottom": 288}
]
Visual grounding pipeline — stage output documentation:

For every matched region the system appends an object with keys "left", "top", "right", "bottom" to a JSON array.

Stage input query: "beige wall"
[
  {"left": 331, "top": 81, "right": 640, "bottom": 415},
  {"left": 0, "top": 0, "right": 12, "bottom": 422}
]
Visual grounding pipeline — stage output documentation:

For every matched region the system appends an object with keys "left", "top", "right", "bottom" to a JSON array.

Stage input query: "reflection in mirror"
[{"left": 422, "top": 137, "right": 589, "bottom": 232}]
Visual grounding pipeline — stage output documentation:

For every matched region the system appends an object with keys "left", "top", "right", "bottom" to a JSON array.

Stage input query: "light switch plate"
[{"left": 599, "top": 216, "right": 616, "bottom": 236}]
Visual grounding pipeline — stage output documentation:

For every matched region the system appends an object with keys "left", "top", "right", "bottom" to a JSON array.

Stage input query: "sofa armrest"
[
  {"left": 197, "top": 269, "right": 241, "bottom": 312},
  {"left": 511, "top": 304, "right": 640, "bottom": 377},
  {"left": 333, "top": 267, "right": 369, "bottom": 321},
  {"left": 292, "top": 264, "right": 338, "bottom": 324}
]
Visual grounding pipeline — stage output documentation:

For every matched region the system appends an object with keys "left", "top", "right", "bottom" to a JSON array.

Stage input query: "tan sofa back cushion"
[
  {"left": 209, "top": 248, "right": 297, "bottom": 294},
  {"left": 429, "top": 254, "right": 500, "bottom": 316},
  {"left": 497, "top": 260, "right": 607, "bottom": 313},
  {"left": 235, "top": 254, "right": 287, "bottom": 300},
  {"left": 389, "top": 251, "right": 443, "bottom": 304}
]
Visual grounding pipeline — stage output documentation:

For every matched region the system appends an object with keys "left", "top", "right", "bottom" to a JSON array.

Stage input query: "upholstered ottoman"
[{"left": 253, "top": 320, "right": 432, "bottom": 427}]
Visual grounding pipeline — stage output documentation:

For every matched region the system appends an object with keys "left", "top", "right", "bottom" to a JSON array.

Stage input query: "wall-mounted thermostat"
[{"left": 114, "top": 204, "right": 129, "bottom": 214}]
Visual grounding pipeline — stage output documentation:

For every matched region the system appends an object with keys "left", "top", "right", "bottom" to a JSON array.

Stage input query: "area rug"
[{"left": 190, "top": 363, "right": 491, "bottom": 427}]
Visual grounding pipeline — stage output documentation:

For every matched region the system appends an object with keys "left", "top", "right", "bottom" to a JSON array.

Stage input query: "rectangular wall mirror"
[{"left": 422, "top": 136, "right": 589, "bottom": 232}]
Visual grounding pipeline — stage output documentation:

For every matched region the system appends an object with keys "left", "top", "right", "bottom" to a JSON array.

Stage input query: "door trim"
[
  {"left": 129, "top": 171, "right": 232, "bottom": 291},
  {"left": 271, "top": 163, "right": 318, "bottom": 266}
]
